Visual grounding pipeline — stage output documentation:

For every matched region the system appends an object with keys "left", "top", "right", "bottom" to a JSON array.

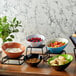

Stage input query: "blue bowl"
[{"left": 46, "top": 38, "right": 68, "bottom": 54}]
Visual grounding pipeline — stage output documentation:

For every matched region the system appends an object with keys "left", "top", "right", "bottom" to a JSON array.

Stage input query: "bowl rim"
[
  {"left": 26, "top": 34, "right": 45, "bottom": 42},
  {"left": 2, "top": 42, "right": 25, "bottom": 54},
  {"left": 48, "top": 54, "right": 73, "bottom": 66},
  {"left": 46, "top": 38, "right": 68, "bottom": 48}
]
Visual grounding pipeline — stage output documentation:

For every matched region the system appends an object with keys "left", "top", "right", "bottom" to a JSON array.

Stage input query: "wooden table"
[{"left": 0, "top": 53, "right": 76, "bottom": 76}]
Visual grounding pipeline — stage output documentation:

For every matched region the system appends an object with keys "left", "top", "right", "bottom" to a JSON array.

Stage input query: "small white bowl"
[{"left": 26, "top": 34, "right": 45, "bottom": 47}]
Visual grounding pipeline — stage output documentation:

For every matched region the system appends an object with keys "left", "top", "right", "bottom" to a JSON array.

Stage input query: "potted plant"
[{"left": 0, "top": 16, "right": 22, "bottom": 43}]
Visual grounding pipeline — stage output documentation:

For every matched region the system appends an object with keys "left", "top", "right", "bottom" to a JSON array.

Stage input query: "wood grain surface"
[{"left": 0, "top": 52, "right": 76, "bottom": 76}]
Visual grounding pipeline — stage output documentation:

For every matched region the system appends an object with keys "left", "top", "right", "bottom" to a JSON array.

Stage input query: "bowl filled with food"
[
  {"left": 26, "top": 34, "right": 45, "bottom": 47},
  {"left": 46, "top": 38, "right": 68, "bottom": 54},
  {"left": 2, "top": 42, "right": 25, "bottom": 58},
  {"left": 48, "top": 54, "right": 73, "bottom": 71},
  {"left": 24, "top": 54, "right": 42, "bottom": 66}
]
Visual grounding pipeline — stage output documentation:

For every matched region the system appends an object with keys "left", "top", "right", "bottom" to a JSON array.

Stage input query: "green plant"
[{"left": 0, "top": 16, "right": 22, "bottom": 43}]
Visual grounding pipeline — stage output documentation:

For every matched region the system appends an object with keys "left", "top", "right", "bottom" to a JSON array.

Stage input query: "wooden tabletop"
[{"left": 0, "top": 53, "right": 76, "bottom": 76}]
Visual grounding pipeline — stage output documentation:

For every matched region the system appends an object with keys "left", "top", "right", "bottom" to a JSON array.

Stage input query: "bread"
[{"left": 72, "top": 34, "right": 76, "bottom": 37}]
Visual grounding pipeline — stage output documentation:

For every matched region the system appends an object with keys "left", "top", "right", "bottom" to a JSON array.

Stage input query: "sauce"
[
  {"left": 5, "top": 48, "right": 22, "bottom": 53},
  {"left": 26, "top": 58, "right": 40, "bottom": 63}
]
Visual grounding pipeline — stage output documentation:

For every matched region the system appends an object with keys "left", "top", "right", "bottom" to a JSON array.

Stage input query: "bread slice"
[{"left": 72, "top": 34, "right": 76, "bottom": 37}]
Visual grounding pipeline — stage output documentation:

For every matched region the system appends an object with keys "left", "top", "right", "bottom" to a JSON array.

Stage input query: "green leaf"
[
  {"left": 3, "top": 39, "right": 7, "bottom": 43},
  {"left": 0, "top": 33, "right": 2, "bottom": 37},
  {"left": 13, "top": 17, "right": 16, "bottom": 23},
  {"left": 0, "top": 18, "right": 2, "bottom": 21},
  {"left": 2, "top": 16, "right": 7, "bottom": 22},
  {"left": 0, "top": 16, "right": 22, "bottom": 43},
  {"left": 0, "top": 29, "right": 2, "bottom": 32},
  {"left": 7, "top": 38, "right": 13, "bottom": 41},
  {"left": 15, "top": 24, "right": 18, "bottom": 28},
  {"left": 17, "top": 20, "right": 19, "bottom": 24},
  {"left": 8, "top": 29, "right": 12, "bottom": 34},
  {"left": 13, "top": 29, "right": 19, "bottom": 32},
  {"left": 4, "top": 23, "right": 9, "bottom": 29},
  {"left": 3, "top": 32, "right": 9, "bottom": 38},
  {"left": 10, "top": 35, "right": 14, "bottom": 38},
  {"left": 0, "top": 18, "right": 2, "bottom": 25},
  {"left": 10, "top": 24, "right": 14, "bottom": 27},
  {"left": 52, "top": 41, "right": 55, "bottom": 43},
  {"left": 19, "top": 25, "right": 22, "bottom": 27},
  {"left": 0, "top": 26, "right": 2, "bottom": 32}
]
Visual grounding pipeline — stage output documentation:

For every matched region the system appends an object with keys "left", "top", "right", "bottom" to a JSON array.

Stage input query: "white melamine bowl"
[{"left": 26, "top": 34, "right": 45, "bottom": 47}]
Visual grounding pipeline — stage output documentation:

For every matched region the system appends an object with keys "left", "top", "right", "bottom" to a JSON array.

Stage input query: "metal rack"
[
  {"left": 1, "top": 55, "right": 24, "bottom": 65},
  {"left": 1, "top": 44, "right": 67, "bottom": 65},
  {"left": 70, "top": 36, "right": 76, "bottom": 57},
  {"left": 43, "top": 49, "right": 66, "bottom": 62},
  {"left": 26, "top": 45, "right": 46, "bottom": 55},
  {"left": 26, "top": 45, "right": 66, "bottom": 62}
]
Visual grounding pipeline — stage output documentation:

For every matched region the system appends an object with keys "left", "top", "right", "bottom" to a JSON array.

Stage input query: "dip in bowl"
[
  {"left": 24, "top": 54, "right": 42, "bottom": 67},
  {"left": 2, "top": 42, "right": 25, "bottom": 58}
]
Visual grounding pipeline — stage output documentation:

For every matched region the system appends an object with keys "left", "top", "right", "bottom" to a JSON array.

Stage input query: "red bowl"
[{"left": 2, "top": 42, "right": 25, "bottom": 58}]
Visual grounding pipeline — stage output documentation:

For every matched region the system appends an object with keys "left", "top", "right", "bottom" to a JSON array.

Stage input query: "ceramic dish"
[
  {"left": 24, "top": 54, "right": 42, "bottom": 66},
  {"left": 48, "top": 54, "right": 73, "bottom": 71},
  {"left": 46, "top": 38, "right": 68, "bottom": 54},
  {"left": 2, "top": 42, "right": 25, "bottom": 58},
  {"left": 26, "top": 34, "right": 45, "bottom": 47}
]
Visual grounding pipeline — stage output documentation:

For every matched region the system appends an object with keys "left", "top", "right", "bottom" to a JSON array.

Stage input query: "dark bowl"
[
  {"left": 24, "top": 54, "right": 42, "bottom": 67},
  {"left": 48, "top": 54, "right": 73, "bottom": 71}
]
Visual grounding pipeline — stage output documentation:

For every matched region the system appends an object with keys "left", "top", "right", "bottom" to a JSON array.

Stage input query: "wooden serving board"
[{"left": 0, "top": 52, "right": 76, "bottom": 76}]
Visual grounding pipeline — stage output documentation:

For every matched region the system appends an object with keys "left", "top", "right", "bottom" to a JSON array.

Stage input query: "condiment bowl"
[{"left": 24, "top": 54, "right": 42, "bottom": 66}]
